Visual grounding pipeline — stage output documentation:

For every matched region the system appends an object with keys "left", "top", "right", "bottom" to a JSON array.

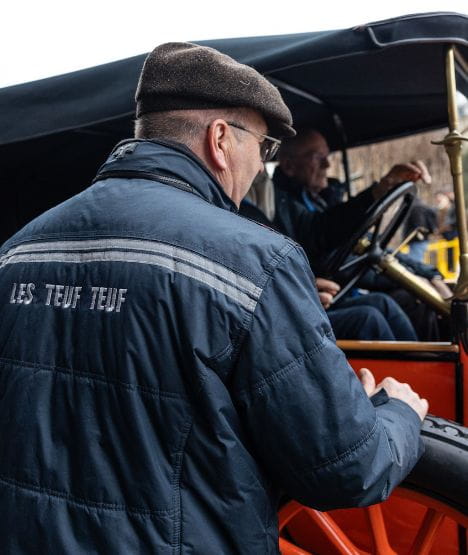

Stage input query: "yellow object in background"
[
  {"left": 426, "top": 238, "right": 460, "bottom": 280},
  {"left": 400, "top": 238, "right": 460, "bottom": 279}
]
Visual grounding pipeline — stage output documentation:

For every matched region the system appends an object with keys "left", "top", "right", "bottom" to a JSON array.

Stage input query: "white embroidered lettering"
[
  {"left": 97, "top": 287, "right": 107, "bottom": 310},
  {"left": 53, "top": 285, "right": 64, "bottom": 307},
  {"left": 89, "top": 287, "right": 99, "bottom": 310},
  {"left": 45, "top": 284, "right": 55, "bottom": 306},
  {"left": 105, "top": 288, "right": 118, "bottom": 312},
  {"left": 9, "top": 283, "right": 17, "bottom": 303},
  {"left": 72, "top": 287, "right": 82, "bottom": 308},
  {"left": 24, "top": 283, "right": 35, "bottom": 305},
  {"left": 9, "top": 282, "right": 35, "bottom": 304},
  {"left": 16, "top": 283, "right": 27, "bottom": 304},
  {"left": 45, "top": 284, "right": 81, "bottom": 309},
  {"left": 10, "top": 282, "right": 125, "bottom": 312},
  {"left": 90, "top": 286, "right": 127, "bottom": 312},
  {"left": 61, "top": 286, "right": 74, "bottom": 308},
  {"left": 116, "top": 289, "right": 127, "bottom": 313}
]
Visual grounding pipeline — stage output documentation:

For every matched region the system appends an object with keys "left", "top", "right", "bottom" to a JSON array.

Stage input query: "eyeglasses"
[{"left": 226, "top": 121, "right": 281, "bottom": 162}]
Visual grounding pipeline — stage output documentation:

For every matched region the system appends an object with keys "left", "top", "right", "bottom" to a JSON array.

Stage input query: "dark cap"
[{"left": 135, "top": 42, "right": 295, "bottom": 138}]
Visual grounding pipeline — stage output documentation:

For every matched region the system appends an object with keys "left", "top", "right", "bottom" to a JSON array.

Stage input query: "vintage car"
[{"left": 1, "top": 11, "right": 467, "bottom": 554}]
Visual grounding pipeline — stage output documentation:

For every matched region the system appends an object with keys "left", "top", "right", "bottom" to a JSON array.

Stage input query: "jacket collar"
[
  {"left": 95, "top": 139, "right": 238, "bottom": 213},
  {"left": 272, "top": 166, "right": 302, "bottom": 202}
]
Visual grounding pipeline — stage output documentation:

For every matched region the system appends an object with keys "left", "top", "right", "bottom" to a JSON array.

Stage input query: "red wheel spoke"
[
  {"left": 279, "top": 536, "right": 314, "bottom": 555},
  {"left": 278, "top": 485, "right": 467, "bottom": 555},
  {"left": 365, "top": 504, "right": 397, "bottom": 554},
  {"left": 409, "top": 508, "right": 445, "bottom": 555},
  {"left": 279, "top": 501, "right": 308, "bottom": 527},
  {"left": 393, "top": 488, "right": 468, "bottom": 528},
  {"left": 279, "top": 502, "right": 368, "bottom": 555},
  {"left": 300, "top": 509, "right": 365, "bottom": 555}
]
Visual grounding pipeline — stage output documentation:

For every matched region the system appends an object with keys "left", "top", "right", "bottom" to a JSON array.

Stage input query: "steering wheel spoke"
[
  {"left": 379, "top": 195, "right": 414, "bottom": 248},
  {"left": 320, "top": 182, "right": 415, "bottom": 295},
  {"left": 331, "top": 266, "right": 369, "bottom": 305},
  {"left": 338, "top": 253, "right": 370, "bottom": 272},
  {"left": 369, "top": 217, "right": 383, "bottom": 248}
]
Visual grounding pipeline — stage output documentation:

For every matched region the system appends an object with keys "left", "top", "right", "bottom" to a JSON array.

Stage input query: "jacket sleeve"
[
  {"left": 355, "top": 255, "right": 442, "bottom": 291},
  {"left": 230, "top": 243, "right": 424, "bottom": 510},
  {"left": 396, "top": 253, "right": 442, "bottom": 279},
  {"left": 275, "top": 187, "right": 375, "bottom": 264}
]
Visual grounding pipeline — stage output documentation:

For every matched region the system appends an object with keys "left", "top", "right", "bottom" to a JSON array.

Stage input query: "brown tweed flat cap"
[{"left": 135, "top": 42, "right": 295, "bottom": 138}]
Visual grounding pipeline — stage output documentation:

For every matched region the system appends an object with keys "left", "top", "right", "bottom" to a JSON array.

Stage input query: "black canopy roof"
[{"left": 0, "top": 11, "right": 467, "bottom": 241}]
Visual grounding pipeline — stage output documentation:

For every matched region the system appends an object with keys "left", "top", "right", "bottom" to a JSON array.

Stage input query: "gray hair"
[
  {"left": 278, "top": 129, "right": 324, "bottom": 161},
  {"left": 135, "top": 111, "right": 203, "bottom": 148},
  {"left": 134, "top": 107, "right": 257, "bottom": 149}
]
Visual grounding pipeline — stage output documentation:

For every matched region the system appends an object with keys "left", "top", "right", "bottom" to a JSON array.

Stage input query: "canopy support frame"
[{"left": 432, "top": 45, "right": 468, "bottom": 300}]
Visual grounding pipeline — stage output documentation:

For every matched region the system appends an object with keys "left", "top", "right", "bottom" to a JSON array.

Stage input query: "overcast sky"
[{"left": 2, "top": 0, "right": 467, "bottom": 88}]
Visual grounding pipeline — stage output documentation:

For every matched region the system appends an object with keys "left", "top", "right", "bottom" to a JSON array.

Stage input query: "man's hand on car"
[
  {"left": 359, "top": 368, "right": 429, "bottom": 421},
  {"left": 373, "top": 160, "right": 432, "bottom": 200}
]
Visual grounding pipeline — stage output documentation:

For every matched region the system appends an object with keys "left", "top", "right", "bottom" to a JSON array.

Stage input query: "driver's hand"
[
  {"left": 316, "top": 278, "right": 340, "bottom": 295},
  {"left": 316, "top": 278, "right": 340, "bottom": 309},
  {"left": 359, "top": 368, "right": 429, "bottom": 421},
  {"left": 318, "top": 292, "right": 334, "bottom": 309},
  {"left": 373, "top": 160, "right": 432, "bottom": 200}
]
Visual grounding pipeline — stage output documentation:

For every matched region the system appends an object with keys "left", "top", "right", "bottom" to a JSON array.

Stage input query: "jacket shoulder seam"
[{"left": 228, "top": 239, "right": 298, "bottom": 361}]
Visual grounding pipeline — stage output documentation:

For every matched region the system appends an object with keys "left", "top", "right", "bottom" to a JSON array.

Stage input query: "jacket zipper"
[{"left": 93, "top": 170, "right": 196, "bottom": 195}]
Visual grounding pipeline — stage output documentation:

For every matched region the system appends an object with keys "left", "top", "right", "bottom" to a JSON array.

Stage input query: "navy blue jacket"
[{"left": 0, "top": 140, "right": 423, "bottom": 554}]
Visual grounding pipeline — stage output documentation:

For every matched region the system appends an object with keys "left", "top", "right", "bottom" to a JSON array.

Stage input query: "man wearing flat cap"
[{"left": 0, "top": 42, "right": 427, "bottom": 554}]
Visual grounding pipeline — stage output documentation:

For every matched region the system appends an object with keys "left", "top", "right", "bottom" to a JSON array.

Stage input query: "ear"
[{"left": 206, "top": 119, "right": 232, "bottom": 171}]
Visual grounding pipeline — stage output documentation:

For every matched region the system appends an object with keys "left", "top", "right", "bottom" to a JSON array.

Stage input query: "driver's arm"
[
  {"left": 274, "top": 161, "right": 432, "bottom": 268},
  {"left": 231, "top": 243, "right": 425, "bottom": 510},
  {"left": 374, "top": 160, "right": 431, "bottom": 200},
  {"left": 275, "top": 186, "right": 375, "bottom": 262}
]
